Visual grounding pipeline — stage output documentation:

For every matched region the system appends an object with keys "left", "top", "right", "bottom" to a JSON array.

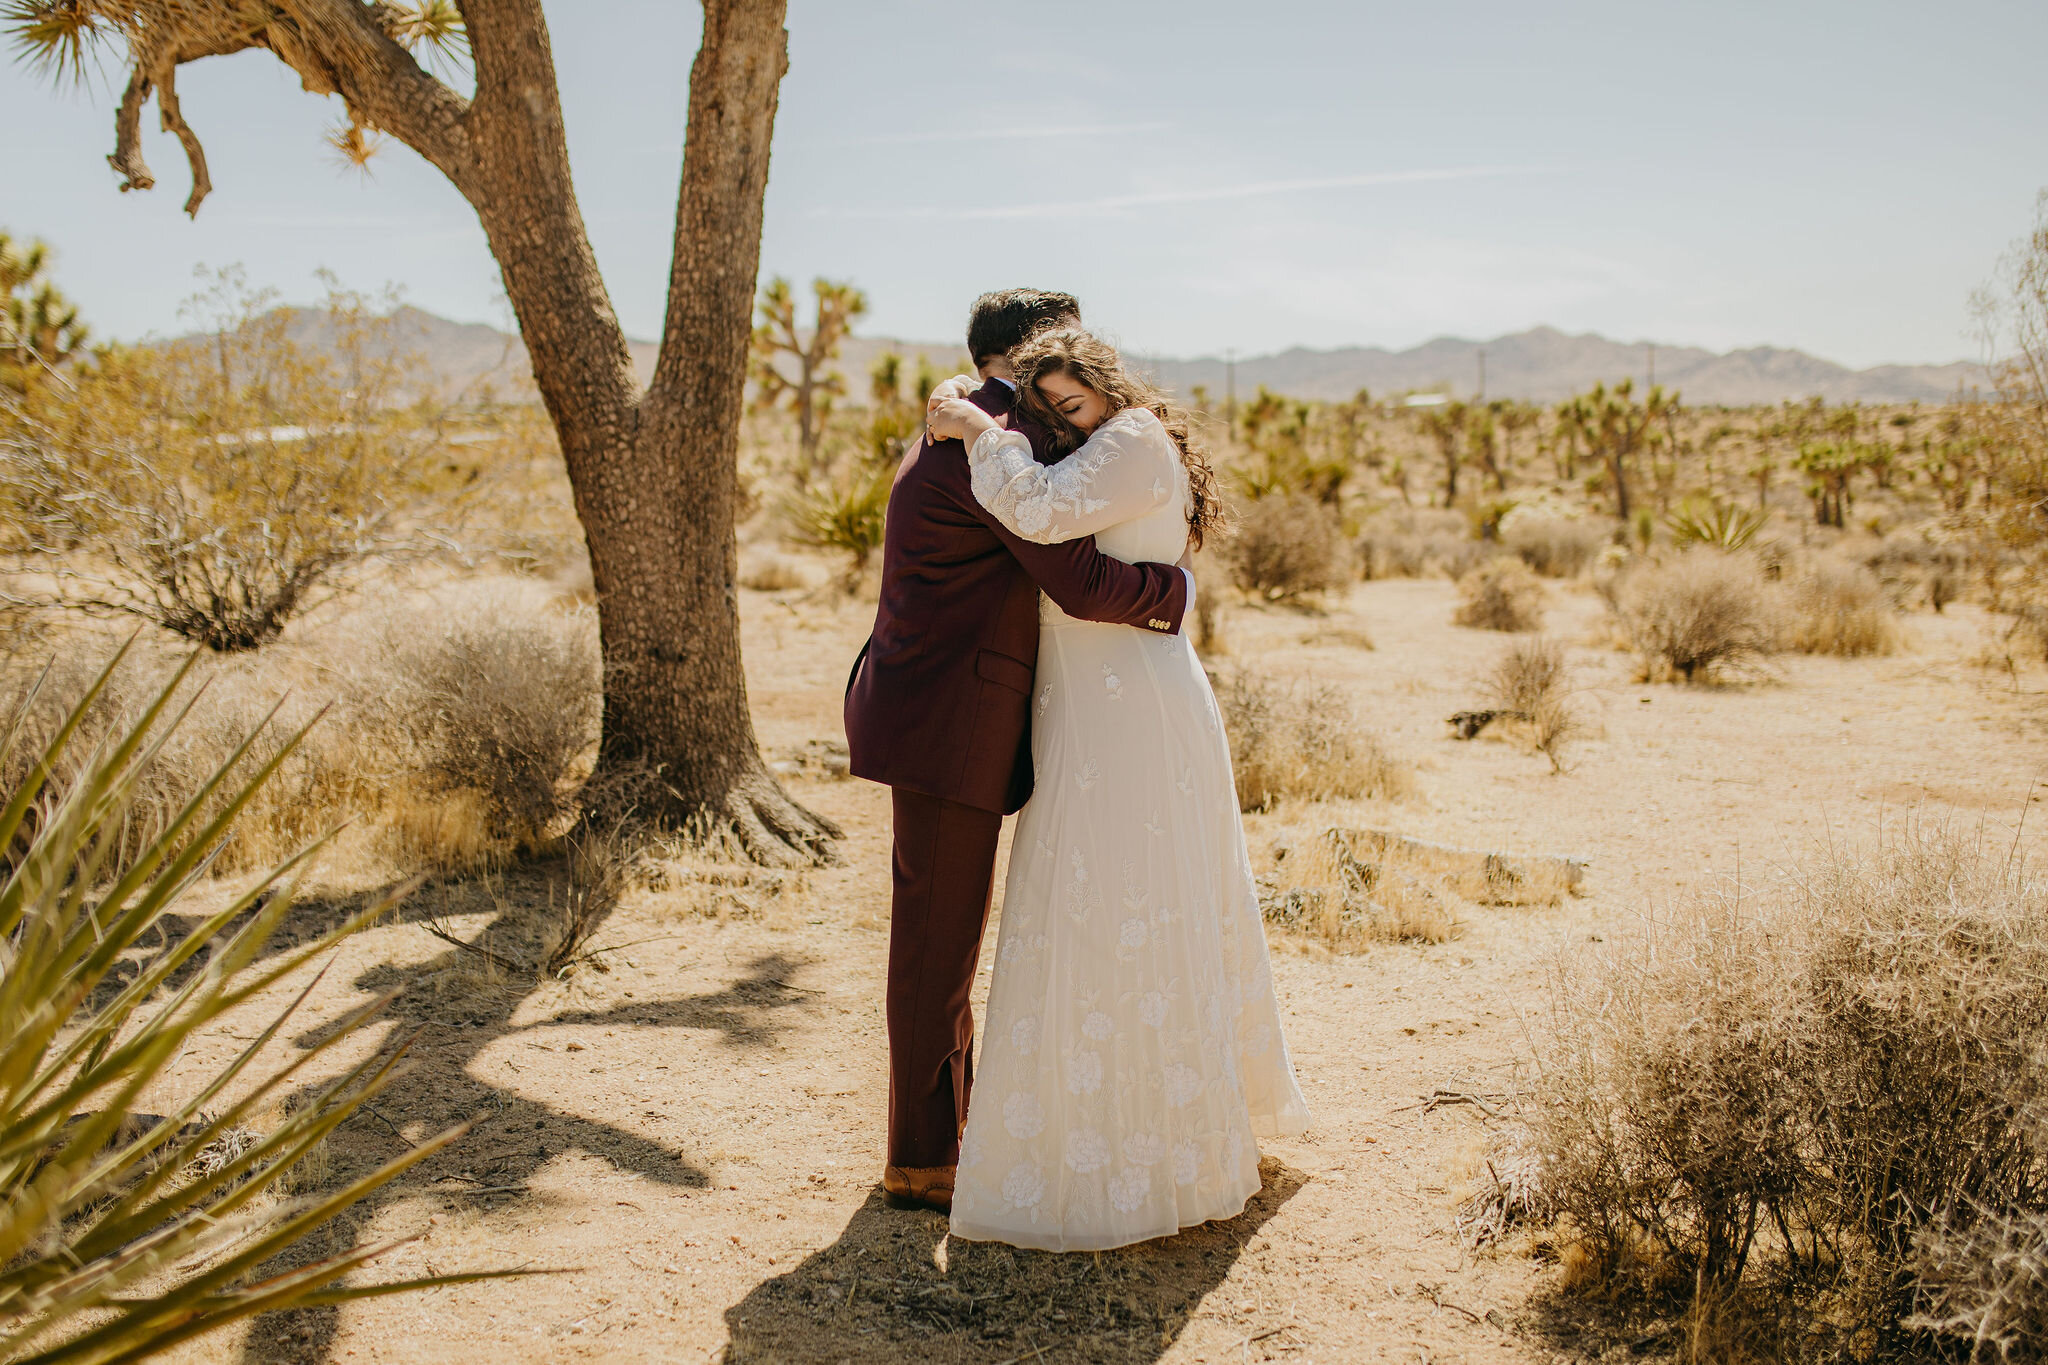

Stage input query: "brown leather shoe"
[{"left": 882, "top": 1164, "right": 955, "bottom": 1213}]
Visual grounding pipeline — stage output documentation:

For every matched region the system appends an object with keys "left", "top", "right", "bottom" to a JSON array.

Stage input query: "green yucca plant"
[
  {"left": 1664, "top": 498, "right": 1770, "bottom": 552},
  {"left": 781, "top": 468, "right": 890, "bottom": 588},
  {"left": 0, "top": 638, "right": 508, "bottom": 1363}
]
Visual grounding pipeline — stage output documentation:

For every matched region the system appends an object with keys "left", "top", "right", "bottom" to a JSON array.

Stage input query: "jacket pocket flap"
[{"left": 975, "top": 649, "right": 1034, "bottom": 694}]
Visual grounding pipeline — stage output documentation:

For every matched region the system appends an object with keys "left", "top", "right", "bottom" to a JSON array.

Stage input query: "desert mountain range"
[{"left": 279, "top": 306, "right": 1981, "bottom": 408}]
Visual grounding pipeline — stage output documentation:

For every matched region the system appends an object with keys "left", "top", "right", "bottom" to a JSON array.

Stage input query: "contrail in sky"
[{"left": 813, "top": 165, "right": 1546, "bottom": 220}]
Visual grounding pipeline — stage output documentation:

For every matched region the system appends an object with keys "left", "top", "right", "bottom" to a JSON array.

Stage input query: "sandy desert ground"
[{"left": 140, "top": 570, "right": 2048, "bottom": 1365}]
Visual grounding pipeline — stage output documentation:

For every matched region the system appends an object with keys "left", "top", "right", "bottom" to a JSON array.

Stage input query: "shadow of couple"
[{"left": 723, "top": 1158, "right": 1305, "bottom": 1364}]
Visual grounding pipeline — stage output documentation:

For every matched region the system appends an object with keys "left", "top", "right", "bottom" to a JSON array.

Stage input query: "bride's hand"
[
  {"left": 928, "top": 373, "right": 979, "bottom": 403},
  {"left": 926, "top": 396, "right": 1000, "bottom": 445}
]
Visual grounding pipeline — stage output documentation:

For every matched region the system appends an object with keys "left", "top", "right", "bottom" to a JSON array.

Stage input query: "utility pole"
[
  {"left": 1224, "top": 347, "right": 1237, "bottom": 440},
  {"left": 1477, "top": 347, "right": 1486, "bottom": 403}
]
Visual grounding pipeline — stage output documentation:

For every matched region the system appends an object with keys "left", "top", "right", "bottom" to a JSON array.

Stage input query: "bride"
[{"left": 925, "top": 327, "right": 1310, "bottom": 1252}]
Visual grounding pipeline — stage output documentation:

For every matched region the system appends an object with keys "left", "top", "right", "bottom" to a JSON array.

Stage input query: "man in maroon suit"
[{"left": 844, "top": 289, "right": 1190, "bottom": 1213}]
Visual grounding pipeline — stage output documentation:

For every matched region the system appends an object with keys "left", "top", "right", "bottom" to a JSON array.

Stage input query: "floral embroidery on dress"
[
  {"left": 1075, "top": 759, "right": 1101, "bottom": 790},
  {"left": 1101, "top": 663, "right": 1123, "bottom": 700},
  {"left": 1038, "top": 682, "right": 1054, "bottom": 715},
  {"left": 1065, "top": 1050, "right": 1104, "bottom": 1095},
  {"left": 1004, "top": 1093, "right": 1046, "bottom": 1139},
  {"left": 1064, "top": 1129, "right": 1111, "bottom": 1174},
  {"left": 1003, "top": 1163, "right": 1047, "bottom": 1212},
  {"left": 1139, "top": 991, "right": 1170, "bottom": 1028},
  {"left": 1118, "top": 917, "right": 1150, "bottom": 950},
  {"left": 1065, "top": 850, "right": 1101, "bottom": 924},
  {"left": 1082, "top": 1011, "right": 1114, "bottom": 1041},
  {"left": 1107, "top": 1164, "right": 1151, "bottom": 1213},
  {"left": 1177, "top": 768, "right": 1194, "bottom": 794},
  {"left": 1163, "top": 1064, "right": 1202, "bottom": 1107},
  {"left": 1144, "top": 814, "right": 1165, "bottom": 836},
  {"left": 1012, "top": 1015, "right": 1041, "bottom": 1056},
  {"left": 1173, "top": 1140, "right": 1200, "bottom": 1186},
  {"left": 966, "top": 417, "right": 1170, "bottom": 544},
  {"left": 1122, "top": 1132, "right": 1166, "bottom": 1167}
]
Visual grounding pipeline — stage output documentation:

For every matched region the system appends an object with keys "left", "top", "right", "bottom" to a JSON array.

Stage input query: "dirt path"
[{"left": 160, "top": 578, "right": 2047, "bottom": 1364}]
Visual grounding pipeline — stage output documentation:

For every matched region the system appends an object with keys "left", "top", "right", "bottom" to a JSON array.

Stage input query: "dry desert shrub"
[
  {"left": 1453, "top": 555, "right": 1547, "bottom": 632},
  {"left": 0, "top": 644, "right": 337, "bottom": 877},
  {"left": 1781, "top": 554, "right": 1902, "bottom": 657},
  {"left": 737, "top": 552, "right": 812, "bottom": 592},
  {"left": 1483, "top": 635, "right": 1582, "bottom": 773},
  {"left": 2, "top": 581, "right": 604, "bottom": 879},
  {"left": 1530, "top": 827, "right": 2048, "bottom": 1360},
  {"left": 1611, "top": 547, "right": 1778, "bottom": 682},
  {"left": 1214, "top": 669, "right": 1408, "bottom": 812},
  {"left": 1910, "top": 1205, "right": 2048, "bottom": 1359},
  {"left": 1226, "top": 492, "right": 1352, "bottom": 601},
  {"left": 1358, "top": 507, "right": 1485, "bottom": 580},
  {"left": 1502, "top": 515, "right": 1607, "bottom": 578},
  {"left": 353, "top": 585, "right": 602, "bottom": 851},
  {"left": 1260, "top": 831, "right": 1458, "bottom": 948}
]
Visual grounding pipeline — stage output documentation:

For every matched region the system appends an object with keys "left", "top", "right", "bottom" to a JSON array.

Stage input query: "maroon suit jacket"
[{"left": 844, "top": 380, "right": 1187, "bottom": 815}]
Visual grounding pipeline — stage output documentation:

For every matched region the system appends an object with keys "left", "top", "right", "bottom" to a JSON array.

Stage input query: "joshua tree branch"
[
  {"left": 108, "top": 61, "right": 158, "bottom": 195},
  {"left": 153, "top": 60, "right": 213, "bottom": 216}
]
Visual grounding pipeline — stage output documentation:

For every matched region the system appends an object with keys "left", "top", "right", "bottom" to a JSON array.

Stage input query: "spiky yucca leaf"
[
  {"left": 1, "top": 1, "right": 109, "bottom": 87},
  {"left": 1664, "top": 498, "right": 1769, "bottom": 552},
  {"left": 781, "top": 468, "right": 890, "bottom": 585},
  {"left": 0, "top": 640, "right": 521, "bottom": 1363}
]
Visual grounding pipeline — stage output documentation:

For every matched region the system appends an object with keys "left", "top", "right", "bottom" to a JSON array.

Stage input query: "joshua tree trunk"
[{"left": 37, "top": 0, "right": 838, "bottom": 862}]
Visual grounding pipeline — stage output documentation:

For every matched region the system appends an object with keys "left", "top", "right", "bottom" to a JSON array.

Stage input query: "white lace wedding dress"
[{"left": 948, "top": 408, "right": 1311, "bottom": 1252}]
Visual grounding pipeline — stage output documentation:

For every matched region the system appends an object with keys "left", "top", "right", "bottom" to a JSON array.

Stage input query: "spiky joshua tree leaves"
[
  {"left": 0, "top": 639, "right": 517, "bottom": 1362},
  {"left": 5, "top": 0, "right": 841, "bottom": 864}
]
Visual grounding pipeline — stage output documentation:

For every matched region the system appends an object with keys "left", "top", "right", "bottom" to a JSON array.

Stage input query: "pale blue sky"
[{"left": 4, "top": 0, "right": 2044, "bottom": 366}]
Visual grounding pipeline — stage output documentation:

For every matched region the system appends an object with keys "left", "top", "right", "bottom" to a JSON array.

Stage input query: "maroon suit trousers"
[{"left": 886, "top": 787, "right": 1003, "bottom": 1170}]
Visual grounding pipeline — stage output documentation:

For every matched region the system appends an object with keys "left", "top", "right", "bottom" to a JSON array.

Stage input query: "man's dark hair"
[{"left": 966, "top": 288, "right": 1081, "bottom": 367}]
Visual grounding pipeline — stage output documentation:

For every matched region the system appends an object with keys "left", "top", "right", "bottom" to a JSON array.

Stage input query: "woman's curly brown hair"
[{"left": 1009, "top": 326, "right": 1227, "bottom": 550}]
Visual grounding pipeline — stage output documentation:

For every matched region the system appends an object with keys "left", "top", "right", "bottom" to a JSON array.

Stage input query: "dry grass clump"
[
  {"left": 1502, "top": 515, "right": 1607, "bottom": 578},
  {"left": 1, "top": 581, "right": 604, "bottom": 880},
  {"left": 1214, "top": 669, "right": 1408, "bottom": 812},
  {"left": 738, "top": 552, "right": 813, "bottom": 592},
  {"left": 0, "top": 645, "right": 338, "bottom": 878},
  {"left": 1453, "top": 555, "right": 1547, "bottom": 632},
  {"left": 1530, "top": 827, "right": 2048, "bottom": 1361},
  {"left": 1610, "top": 547, "right": 1778, "bottom": 682},
  {"left": 1482, "top": 636, "right": 1583, "bottom": 773},
  {"left": 1357, "top": 507, "right": 1484, "bottom": 580},
  {"left": 1781, "top": 554, "right": 1903, "bottom": 657},
  {"left": 355, "top": 585, "right": 601, "bottom": 850},
  {"left": 1225, "top": 492, "right": 1352, "bottom": 601},
  {"left": 1260, "top": 831, "right": 1459, "bottom": 948}
]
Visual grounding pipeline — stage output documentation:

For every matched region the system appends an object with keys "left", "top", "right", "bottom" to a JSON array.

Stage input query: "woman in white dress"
[{"left": 924, "top": 327, "right": 1310, "bottom": 1252}]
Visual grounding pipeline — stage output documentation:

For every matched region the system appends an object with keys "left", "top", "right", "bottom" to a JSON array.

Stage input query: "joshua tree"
[
  {"left": 0, "top": 230, "right": 89, "bottom": 389},
  {"left": 8, "top": 0, "right": 840, "bottom": 863},
  {"left": 1417, "top": 398, "right": 1472, "bottom": 506},
  {"left": 1577, "top": 378, "right": 1680, "bottom": 524},
  {"left": 750, "top": 275, "right": 867, "bottom": 485}
]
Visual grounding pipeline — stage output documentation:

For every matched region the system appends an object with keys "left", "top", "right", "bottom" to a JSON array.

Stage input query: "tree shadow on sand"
[
  {"left": 231, "top": 861, "right": 823, "bottom": 1363},
  {"left": 724, "top": 1161, "right": 1306, "bottom": 1364}
]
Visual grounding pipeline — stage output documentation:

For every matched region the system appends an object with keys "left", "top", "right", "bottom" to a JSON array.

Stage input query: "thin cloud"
[
  {"left": 812, "top": 165, "right": 1546, "bottom": 221},
  {"left": 819, "top": 120, "right": 1173, "bottom": 148}
]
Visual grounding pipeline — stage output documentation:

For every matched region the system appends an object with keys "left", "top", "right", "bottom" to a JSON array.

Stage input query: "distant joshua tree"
[
  {"left": 750, "top": 275, "right": 867, "bottom": 485},
  {"left": 1417, "top": 398, "right": 1473, "bottom": 506},
  {"left": 0, "top": 230, "right": 89, "bottom": 390}
]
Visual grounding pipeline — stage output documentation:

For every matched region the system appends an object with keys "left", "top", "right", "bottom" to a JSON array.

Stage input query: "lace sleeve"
[{"left": 966, "top": 409, "right": 1178, "bottom": 544}]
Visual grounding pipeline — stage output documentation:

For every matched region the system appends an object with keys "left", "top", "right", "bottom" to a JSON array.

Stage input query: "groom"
[{"left": 844, "top": 288, "right": 1191, "bottom": 1213}]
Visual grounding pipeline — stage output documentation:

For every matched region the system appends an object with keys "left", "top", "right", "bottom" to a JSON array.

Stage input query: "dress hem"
[{"left": 947, "top": 1173, "right": 1263, "bottom": 1253}]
